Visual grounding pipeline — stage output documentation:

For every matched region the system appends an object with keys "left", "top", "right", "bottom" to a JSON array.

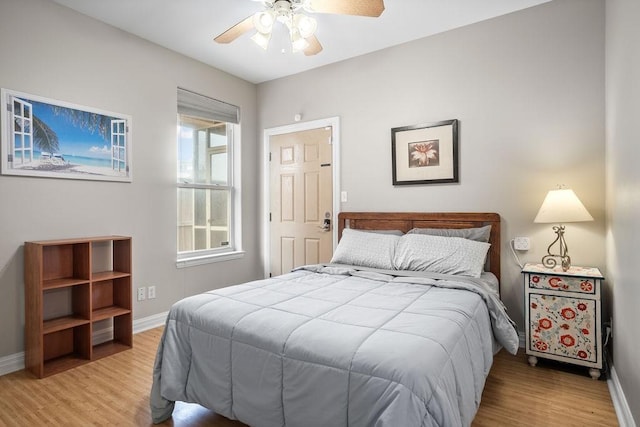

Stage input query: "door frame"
[{"left": 262, "top": 116, "right": 341, "bottom": 279}]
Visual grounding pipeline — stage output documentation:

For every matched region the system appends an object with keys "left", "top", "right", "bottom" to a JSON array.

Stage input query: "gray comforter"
[{"left": 151, "top": 265, "right": 518, "bottom": 426}]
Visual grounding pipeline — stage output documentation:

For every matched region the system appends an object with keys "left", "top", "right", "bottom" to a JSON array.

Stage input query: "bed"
[{"left": 151, "top": 212, "right": 519, "bottom": 426}]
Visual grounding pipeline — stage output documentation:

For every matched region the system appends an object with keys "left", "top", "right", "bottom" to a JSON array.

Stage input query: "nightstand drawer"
[{"left": 527, "top": 273, "right": 597, "bottom": 295}]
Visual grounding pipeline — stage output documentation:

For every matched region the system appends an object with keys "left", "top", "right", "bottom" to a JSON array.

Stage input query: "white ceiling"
[{"left": 50, "top": 0, "right": 551, "bottom": 84}]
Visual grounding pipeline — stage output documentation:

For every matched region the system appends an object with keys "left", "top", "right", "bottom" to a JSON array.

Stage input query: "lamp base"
[
  {"left": 542, "top": 253, "right": 571, "bottom": 272},
  {"left": 541, "top": 225, "right": 571, "bottom": 271}
]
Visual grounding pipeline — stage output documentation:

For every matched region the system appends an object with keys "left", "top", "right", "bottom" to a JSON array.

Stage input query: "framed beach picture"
[
  {"left": 1, "top": 88, "right": 132, "bottom": 182},
  {"left": 391, "top": 119, "right": 458, "bottom": 185}
]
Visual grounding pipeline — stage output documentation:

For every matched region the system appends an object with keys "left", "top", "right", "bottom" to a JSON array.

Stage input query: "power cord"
[
  {"left": 602, "top": 320, "right": 613, "bottom": 378},
  {"left": 509, "top": 239, "right": 524, "bottom": 269}
]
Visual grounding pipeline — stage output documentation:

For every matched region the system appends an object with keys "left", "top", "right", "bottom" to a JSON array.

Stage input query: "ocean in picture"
[{"left": 33, "top": 151, "right": 112, "bottom": 168}]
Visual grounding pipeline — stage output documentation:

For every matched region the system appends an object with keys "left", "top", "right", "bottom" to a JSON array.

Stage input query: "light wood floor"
[{"left": 0, "top": 327, "right": 617, "bottom": 426}]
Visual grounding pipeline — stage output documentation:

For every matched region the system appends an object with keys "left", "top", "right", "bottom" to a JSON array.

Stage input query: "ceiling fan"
[{"left": 214, "top": 0, "right": 385, "bottom": 56}]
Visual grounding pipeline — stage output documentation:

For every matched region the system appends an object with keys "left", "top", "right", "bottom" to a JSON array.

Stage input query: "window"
[{"left": 176, "top": 88, "right": 241, "bottom": 265}]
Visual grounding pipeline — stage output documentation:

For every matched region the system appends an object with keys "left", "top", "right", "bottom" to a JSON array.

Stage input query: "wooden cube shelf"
[{"left": 25, "top": 236, "right": 132, "bottom": 378}]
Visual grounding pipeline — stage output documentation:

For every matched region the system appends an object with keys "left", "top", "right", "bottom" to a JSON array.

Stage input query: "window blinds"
[{"left": 177, "top": 88, "right": 240, "bottom": 124}]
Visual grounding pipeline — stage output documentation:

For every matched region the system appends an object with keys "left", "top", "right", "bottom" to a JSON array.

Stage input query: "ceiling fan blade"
[
  {"left": 214, "top": 15, "right": 255, "bottom": 44},
  {"left": 308, "top": 0, "right": 385, "bottom": 17},
  {"left": 304, "top": 35, "right": 323, "bottom": 56}
]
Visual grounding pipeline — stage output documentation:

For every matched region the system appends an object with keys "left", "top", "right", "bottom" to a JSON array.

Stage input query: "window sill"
[{"left": 176, "top": 250, "right": 245, "bottom": 269}]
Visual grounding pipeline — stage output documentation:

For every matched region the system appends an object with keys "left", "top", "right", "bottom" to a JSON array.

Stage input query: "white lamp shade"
[
  {"left": 293, "top": 14, "right": 317, "bottom": 38},
  {"left": 253, "top": 11, "right": 275, "bottom": 33},
  {"left": 251, "top": 31, "right": 271, "bottom": 50},
  {"left": 290, "top": 29, "right": 309, "bottom": 52},
  {"left": 534, "top": 189, "right": 594, "bottom": 224}
]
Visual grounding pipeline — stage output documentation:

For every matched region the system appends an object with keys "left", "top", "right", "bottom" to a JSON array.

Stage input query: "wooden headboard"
[{"left": 337, "top": 212, "right": 501, "bottom": 282}]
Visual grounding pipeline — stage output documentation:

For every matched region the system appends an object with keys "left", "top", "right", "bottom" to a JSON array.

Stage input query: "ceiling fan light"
[
  {"left": 293, "top": 13, "right": 317, "bottom": 38},
  {"left": 253, "top": 10, "right": 275, "bottom": 33},
  {"left": 291, "top": 31, "right": 309, "bottom": 52},
  {"left": 251, "top": 31, "right": 271, "bottom": 50}
]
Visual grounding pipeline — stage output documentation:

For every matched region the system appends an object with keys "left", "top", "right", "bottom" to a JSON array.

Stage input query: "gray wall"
[
  {"left": 258, "top": 0, "right": 606, "bottom": 334},
  {"left": 606, "top": 0, "right": 640, "bottom": 423},
  {"left": 0, "top": 0, "right": 262, "bottom": 357}
]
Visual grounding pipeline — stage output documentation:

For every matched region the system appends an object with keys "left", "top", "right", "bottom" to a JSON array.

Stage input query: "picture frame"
[
  {"left": 1, "top": 88, "right": 132, "bottom": 182},
  {"left": 391, "top": 119, "right": 458, "bottom": 185}
]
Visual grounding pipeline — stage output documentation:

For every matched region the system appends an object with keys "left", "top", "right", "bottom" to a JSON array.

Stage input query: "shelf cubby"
[{"left": 43, "top": 316, "right": 90, "bottom": 335}]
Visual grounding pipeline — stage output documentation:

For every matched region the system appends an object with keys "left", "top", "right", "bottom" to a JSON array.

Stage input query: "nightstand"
[{"left": 522, "top": 263, "right": 603, "bottom": 379}]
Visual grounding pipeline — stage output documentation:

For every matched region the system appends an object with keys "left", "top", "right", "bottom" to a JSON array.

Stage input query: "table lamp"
[{"left": 534, "top": 187, "right": 593, "bottom": 271}]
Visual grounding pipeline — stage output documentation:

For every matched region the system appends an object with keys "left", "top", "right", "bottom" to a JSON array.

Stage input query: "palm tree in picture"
[
  {"left": 34, "top": 105, "right": 114, "bottom": 167},
  {"left": 26, "top": 101, "right": 112, "bottom": 155},
  {"left": 51, "top": 106, "right": 111, "bottom": 141},
  {"left": 32, "top": 116, "right": 60, "bottom": 155}
]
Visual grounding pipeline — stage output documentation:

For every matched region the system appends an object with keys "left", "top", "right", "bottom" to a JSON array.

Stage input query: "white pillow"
[
  {"left": 331, "top": 228, "right": 399, "bottom": 270},
  {"left": 407, "top": 225, "right": 491, "bottom": 243},
  {"left": 393, "top": 233, "right": 490, "bottom": 278}
]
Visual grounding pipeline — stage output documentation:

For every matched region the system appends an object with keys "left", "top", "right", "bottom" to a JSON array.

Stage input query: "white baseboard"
[
  {"left": 133, "top": 311, "right": 169, "bottom": 334},
  {"left": 608, "top": 364, "right": 637, "bottom": 427},
  {"left": 0, "top": 311, "right": 168, "bottom": 377},
  {"left": 0, "top": 351, "right": 25, "bottom": 377}
]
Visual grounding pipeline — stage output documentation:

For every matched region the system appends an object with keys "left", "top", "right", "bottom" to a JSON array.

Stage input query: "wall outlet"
[
  {"left": 148, "top": 286, "right": 156, "bottom": 300},
  {"left": 514, "top": 237, "right": 531, "bottom": 251},
  {"left": 137, "top": 287, "right": 146, "bottom": 301},
  {"left": 609, "top": 316, "right": 613, "bottom": 338},
  {"left": 340, "top": 191, "right": 348, "bottom": 202}
]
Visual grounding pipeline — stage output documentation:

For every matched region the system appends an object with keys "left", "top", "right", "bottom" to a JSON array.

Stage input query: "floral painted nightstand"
[{"left": 522, "top": 263, "right": 603, "bottom": 379}]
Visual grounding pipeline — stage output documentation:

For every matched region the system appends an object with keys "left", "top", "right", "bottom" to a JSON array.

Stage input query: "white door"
[{"left": 269, "top": 127, "right": 333, "bottom": 276}]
